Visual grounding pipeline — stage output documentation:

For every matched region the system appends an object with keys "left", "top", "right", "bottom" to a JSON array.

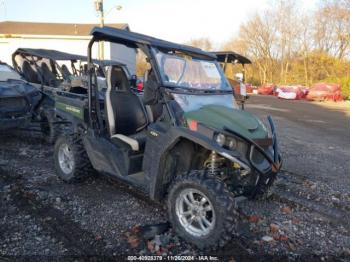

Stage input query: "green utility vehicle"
[
  {"left": 52, "top": 26, "right": 282, "bottom": 249},
  {"left": 12, "top": 48, "right": 129, "bottom": 143}
]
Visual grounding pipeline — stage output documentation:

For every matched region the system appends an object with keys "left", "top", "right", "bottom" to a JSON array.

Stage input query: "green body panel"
[
  {"left": 184, "top": 105, "right": 268, "bottom": 140},
  {"left": 56, "top": 101, "right": 84, "bottom": 120}
]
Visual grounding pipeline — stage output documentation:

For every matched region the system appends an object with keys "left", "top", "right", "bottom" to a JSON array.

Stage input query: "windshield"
[
  {"left": 0, "top": 64, "right": 22, "bottom": 81},
  {"left": 154, "top": 50, "right": 231, "bottom": 91}
]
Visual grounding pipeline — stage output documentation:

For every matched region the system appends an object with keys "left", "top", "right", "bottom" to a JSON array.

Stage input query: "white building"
[{"left": 0, "top": 21, "right": 136, "bottom": 74}]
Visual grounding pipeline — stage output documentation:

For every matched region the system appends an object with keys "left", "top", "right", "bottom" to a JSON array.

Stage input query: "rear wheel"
[
  {"left": 167, "top": 171, "right": 239, "bottom": 250},
  {"left": 54, "top": 135, "right": 93, "bottom": 182}
]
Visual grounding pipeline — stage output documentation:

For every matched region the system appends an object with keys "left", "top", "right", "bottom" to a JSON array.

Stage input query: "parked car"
[
  {"left": 51, "top": 26, "right": 281, "bottom": 250},
  {"left": 277, "top": 85, "right": 307, "bottom": 100},
  {"left": 0, "top": 62, "right": 41, "bottom": 130},
  {"left": 258, "top": 84, "right": 275, "bottom": 95},
  {"left": 232, "top": 83, "right": 254, "bottom": 95},
  {"left": 136, "top": 76, "right": 144, "bottom": 92},
  {"left": 306, "top": 83, "right": 343, "bottom": 102}
]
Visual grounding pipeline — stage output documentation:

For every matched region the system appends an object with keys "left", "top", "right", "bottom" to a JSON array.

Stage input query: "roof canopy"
[
  {"left": 91, "top": 26, "right": 216, "bottom": 60},
  {"left": 212, "top": 51, "right": 251, "bottom": 64},
  {"left": 13, "top": 48, "right": 125, "bottom": 66},
  {"left": 13, "top": 48, "right": 87, "bottom": 61}
]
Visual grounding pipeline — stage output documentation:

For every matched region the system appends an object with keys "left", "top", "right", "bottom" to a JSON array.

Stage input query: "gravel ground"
[{"left": 0, "top": 96, "right": 350, "bottom": 261}]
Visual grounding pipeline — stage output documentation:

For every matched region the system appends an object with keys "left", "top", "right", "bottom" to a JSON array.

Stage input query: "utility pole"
[
  {"left": 94, "top": 0, "right": 122, "bottom": 60},
  {"left": 94, "top": 0, "right": 104, "bottom": 60},
  {"left": 0, "top": 0, "right": 7, "bottom": 19}
]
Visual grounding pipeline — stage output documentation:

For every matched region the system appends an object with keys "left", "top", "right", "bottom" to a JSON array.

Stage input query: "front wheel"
[
  {"left": 54, "top": 135, "right": 93, "bottom": 182},
  {"left": 40, "top": 110, "right": 60, "bottom": 144},
  {"left": 167, "top": 171, "right": 239, "bottom": 250}
]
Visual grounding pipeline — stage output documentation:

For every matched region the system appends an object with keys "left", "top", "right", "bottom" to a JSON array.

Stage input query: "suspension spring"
[{"left": 206, "top": 151, "right": 220, "bottom": 175}]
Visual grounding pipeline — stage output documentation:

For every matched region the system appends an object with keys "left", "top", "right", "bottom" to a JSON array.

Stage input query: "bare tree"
[
  {"left": 297, "top": 14, "right": 313, "bottom": 85},
  {"left": 186, "top": 38, "right": 213, "bottom": 51},
  {"left": 273, "top": 0, "right": 300, "bottom": 83},
  {"left": 314, "top": 0, "right": 350, "bottom": 59},
  {"left": 221, "top": 0, "right": 350, "bottom": 87},
  {"left": 236, "top": 10, "right": 278, "bottom": 84}
]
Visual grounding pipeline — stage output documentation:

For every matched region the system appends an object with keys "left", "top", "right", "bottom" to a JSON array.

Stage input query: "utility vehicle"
[
  {"left": 0, "top": 62, "right": 41, "bottom": 130},
  {"left": 12, "top": 48, "right": 129, "bottom": 143},
  {"left": 53, "top": 26, "right": 282, "bottom": 249}
]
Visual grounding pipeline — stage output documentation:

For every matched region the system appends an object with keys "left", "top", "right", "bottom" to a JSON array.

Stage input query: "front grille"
[
  {"left": 0, "top": 97, "right": 27, "bottom": 111},
  {"left": 251, "top": 146, "right": 271, "bottom": 164}
]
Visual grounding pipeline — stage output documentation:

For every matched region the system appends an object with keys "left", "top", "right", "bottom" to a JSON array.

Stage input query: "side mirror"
[{"left": 130, "top": 74, "right": 137, "bottom": 88}]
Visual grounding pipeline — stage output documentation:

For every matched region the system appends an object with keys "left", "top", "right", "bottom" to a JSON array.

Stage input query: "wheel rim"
[
  {"left": 58, "top": 143, "right": 74, "bottom": 175},
  {"left": 175, "top": 188, "right": 215, "bottom": 237}
]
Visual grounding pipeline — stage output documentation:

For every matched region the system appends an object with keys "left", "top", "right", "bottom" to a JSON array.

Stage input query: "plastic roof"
[
  {"left": 13, "top": 48, "right": 125, "bottom": 66},
  {"left": 212, "top": 51, "right": 251, "bottom": 64},
  {"left": 13, "top": 48, "right": 87, "bottom": 61},
  {"left": 91, "top": 26, "right": 216, "bottom": 60}
]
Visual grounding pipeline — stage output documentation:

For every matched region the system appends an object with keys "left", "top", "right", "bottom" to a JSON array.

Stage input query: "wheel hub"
[
  {"left": 175, "top": 188, "right": 215, "bottom": 237},
  {"left": 58, "top": 143, "right": 74, "bottom": 175}
]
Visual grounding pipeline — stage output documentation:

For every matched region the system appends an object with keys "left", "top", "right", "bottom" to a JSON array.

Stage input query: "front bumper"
[
  {"left": 217, "top": 116, "right": 282, "bottom": 197},
  {"left": 223, "top": 115, "right": 282, "bottom": 178}
]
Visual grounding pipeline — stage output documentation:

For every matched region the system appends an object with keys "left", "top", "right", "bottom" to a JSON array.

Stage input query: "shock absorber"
[{"left": 205, "top": 151, "right": 220, "bottom": 175}]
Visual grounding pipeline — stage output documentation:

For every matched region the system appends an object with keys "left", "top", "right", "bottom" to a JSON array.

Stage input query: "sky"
[{"left": 0, "top": 0, "right": 318, "bottom": 48}]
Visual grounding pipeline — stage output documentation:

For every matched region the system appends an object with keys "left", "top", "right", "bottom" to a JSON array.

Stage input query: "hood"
[
  {"left": 184, "top": 105, "right": 268, "bottom": 140},
  {"left": 0, "top": 79, "right": 37, "bottom": 97}
]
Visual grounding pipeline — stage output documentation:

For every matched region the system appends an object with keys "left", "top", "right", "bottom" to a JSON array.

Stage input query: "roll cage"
[
  {"left": 212, "top": 51, "right": 251, "bottom": 81},
  {"left": 12, "top": 48, "right": 128, "bottom": 89},
  {"left": 86, "top": 26, "right": 217, "bottom": 131}
]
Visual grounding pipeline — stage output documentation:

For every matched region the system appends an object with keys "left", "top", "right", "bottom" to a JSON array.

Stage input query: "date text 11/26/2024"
[{"left": 127, "top": 255, "right": 219, "bottom": 261}]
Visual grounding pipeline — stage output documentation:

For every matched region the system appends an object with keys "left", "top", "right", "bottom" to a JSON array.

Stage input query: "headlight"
[
  {"left": 227, "top": 137, "right": 237, "bottom": 150},
  {"left": 215, "top": 133, "right": 238, "bottom": 150},
  {"left": 215, "top": 133, "right": 226, "bottom": 146}
]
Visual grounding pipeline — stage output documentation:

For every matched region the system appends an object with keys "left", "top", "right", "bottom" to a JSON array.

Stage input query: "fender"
[
  {"left": 144, "top": 125, "right": 249, "bottom": 201},
  {"left": 55, "top": 106, "right": 87, "bottom": 134}
]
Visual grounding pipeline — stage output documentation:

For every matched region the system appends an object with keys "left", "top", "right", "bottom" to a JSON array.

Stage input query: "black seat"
[
  {"left": 105, "top": 66, "right": 148, "bottom": 151},
  {"left": 61, "top": 64, "right": 71, "bottom": 80},
  {"left": 111, "top": 67, "right": 147, "bottom": 135},
  {"left": 21, "top": 61, "right": 40, "bottom": 83},
  {"left": 111, "top": 91, "right": 148, "bottom": 135},
  {"left": 41, "top": 62, "right": 57, "bottom": 86}
]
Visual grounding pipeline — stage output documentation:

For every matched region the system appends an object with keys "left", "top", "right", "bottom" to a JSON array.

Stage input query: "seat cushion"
[
  {"left": 111, "top": 130, "right": 147, "bottom": 151},
  {"left": 111, "top": 134, "right": 139, "bottom": 151}
]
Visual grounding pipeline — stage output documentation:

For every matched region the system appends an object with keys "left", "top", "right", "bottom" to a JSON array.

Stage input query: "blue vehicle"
[{"left": 0, "top": 62, "right": 41, "bottom": 130}]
